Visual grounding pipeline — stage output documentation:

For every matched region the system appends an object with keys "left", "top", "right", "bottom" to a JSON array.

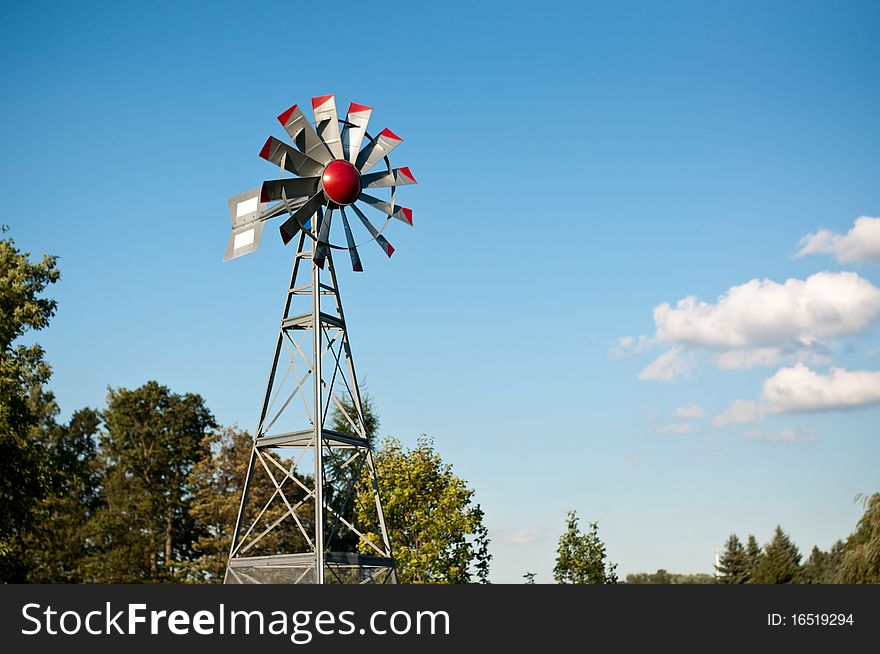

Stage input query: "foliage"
[
  {"left": 0, "top": 229, "right": 60, "bottom": 580},
  {"left": 750, "top": 526, "right": 802, "bottom": 584},
  {"left": 185, "top": 425, "right": 253, "bottom": 582},
  {"left": 356, "top": 435, "right": 491, "bottom": 583},
  {"left": 25, "top": 405, "right": 101, "bottom": 582},
  {"left": 625, "top": 570, "right": 715, "bottom": 584},
  {"left": 836, "top": 493, "right": 880, "bottom": 583},
  {"left": 553, "top": 510, "right": 618, "bottom": 584},
  {"left": 185, "top": 424, "right": 310, "bottom": 582},
  {"left": 523, "top": 572, "right": 537, "bottom": 584},
  {"left": 801, "top": 542, "right": 846, "bottom": 585},
  {"left": 745, "top": 534, "right": 763, "bottom": 579},
  {"left": 81, "top": 382, "right": 216, "bottom": 582},
  {"left": 716, "top": 534, "right": 749, "bottom": 584}
]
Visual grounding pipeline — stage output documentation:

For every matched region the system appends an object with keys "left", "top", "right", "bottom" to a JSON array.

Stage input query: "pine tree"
[
  {"left": 751, "top": 526, "right": 802, "bottom": 584},
  {"left": 716, "top": 534, "right": 749, "bottom": 583},
  {"left": 745, "top": 534, "right": 762, "bottom": 582}
]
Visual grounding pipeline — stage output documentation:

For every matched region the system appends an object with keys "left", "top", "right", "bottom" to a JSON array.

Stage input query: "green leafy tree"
[
  {"left": 751, "top": 526, "right": 802, "bottom": 584},
  {"left": 716, "top": 534, "right": 749, "bottom": 583},
  {"left": 553, "top": 510, "right": 618, "bottom": 584},
  {"left": 185, "top": 425, "right": 310, "bottom": 582},
  {"left": 836, "top": 493, "right": 880, "bottom": 583},
  {"left": 185, "top": 425, "right": 254, "bottom": 582},
  {"left": 356, "top": 435, "right": 491, "bottom": 583},
  {"left": 25, "top": 405, "right": 101, "bottom": 582},
  {"left": 0, "top": 228, "right": 60, "bottom": 580},
  {"left": 523, "top": 572, "right": 537, "bottom": 584},
  {"left": 82, "top": 382, "right": 216, "bottom": 582}
]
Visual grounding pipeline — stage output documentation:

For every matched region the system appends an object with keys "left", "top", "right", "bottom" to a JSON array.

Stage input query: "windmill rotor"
[{"left": 224, "top": 94, "right": 416, "bottom": 270}]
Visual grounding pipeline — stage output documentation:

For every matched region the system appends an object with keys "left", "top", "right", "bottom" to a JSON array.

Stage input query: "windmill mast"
[{"left": 222, "top": 95, "right": 413, "bottom": 584}]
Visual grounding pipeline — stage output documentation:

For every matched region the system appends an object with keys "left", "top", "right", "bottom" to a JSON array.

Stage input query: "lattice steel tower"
[{"left": 221, "top": 95, "right": 415, "bottom": 584}]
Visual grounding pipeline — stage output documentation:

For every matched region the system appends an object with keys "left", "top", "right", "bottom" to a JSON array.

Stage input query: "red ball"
[{"left": 322, "top": 160, "right": 362, "bottom": 205}]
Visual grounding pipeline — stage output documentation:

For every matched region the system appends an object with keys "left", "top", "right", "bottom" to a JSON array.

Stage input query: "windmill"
[{"left": 222, "top": 95, "right": 415, "bottom": 584}]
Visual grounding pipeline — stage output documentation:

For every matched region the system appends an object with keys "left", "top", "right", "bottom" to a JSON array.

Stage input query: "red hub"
[{"left": 321, "top": 160, "right": 362, "bottom": 205}]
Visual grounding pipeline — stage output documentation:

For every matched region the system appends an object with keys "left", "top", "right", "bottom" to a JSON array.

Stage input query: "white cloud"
[
  {"left": 658, "top": 422, "right": 699, "bottom": 434},
  {"left": 653, "top": 272, "right": 880, "bottom": 349},
  {"left": 762, "top": 363, "right": 880, "bottom": 413},
  {"left": 638, "top": 346, "right": 695, "bottom": 381},
  {"left": 797, "top": 216, "right": 880, "bottom": 263},
  {"left": 745, "top": 427, "right": 816, "bottom": 444},
  {"left": 675, "top": 404, "right": 705, "bottom": 419},
  {"left": 631, "top": 271, "right": 880, "bottom": 381},
  {"left": 713, "top": 399, "right": 762, "bottom": 427},
  {"left": 496, "top": 529, "right": 540, "bottom": 545},
  {"left": 714, "top": 363, "right": 880, "bottom": 425}
]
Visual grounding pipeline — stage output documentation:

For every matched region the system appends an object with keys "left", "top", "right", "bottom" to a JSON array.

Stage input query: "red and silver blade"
[
  {"left": 355, "top": 128, "right": 403, "bottom": 173},
  {"left": 341, "top": 102, "right": 372, "bottom": 163},
  {"left": 313, "top": 207, "right": 333, "bottom": 268},
  {"left": 279, "top": 192, "right": 324, "bottom": 245},
  {"left": 358, "top": 192, "right": 413, "bottom": 225},
  {"left": 339, "top": 208, "right": 363, "bottom": 272},
  {"left": 259, "top": 177, "right": 320, "bottom": 203},
  {"left": 311, "top": 94, "right": 344, "bottom": 160},
  {"left": 350, "top": 203, "right": 395, "bottom": 258},
  {"left": 360, "top": 167, "right": 417, "bottom": 189},
  {"left": 276, "top": 104, "right": 333, "bottom": 165},
  {"left": 259, "top": 136, "right": 324, "bottom": 177}
]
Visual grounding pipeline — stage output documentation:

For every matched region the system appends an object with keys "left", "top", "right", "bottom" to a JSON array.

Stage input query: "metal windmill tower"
[{"left": 222, "top": 95, "right": 415, "bottom": 584}]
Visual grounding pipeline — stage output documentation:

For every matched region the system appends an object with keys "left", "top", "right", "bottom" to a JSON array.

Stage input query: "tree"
[
  {"left": 82, "top": 382, "right": 216, "bottom": 582},
  {"left": 0, "top": 228, "right": 60, "bottom": 580},
  {"left": 626, "top": 570, "right": 714, "bottom": 584},
  {"left": 751, "top": 526, "right": 802, "bottom": 584},
  {"left": 25, "top": 405, "right": 101, "bottom": 582},
  {"left": 184, "top": 424, "right": 311, "bottom": 582},
  {"left": 356, "top": 435, "right": 491, "bottom": 583},
  {"left": 745, "top": 534, "right": 762, "bottom": 580},
  {"left": 185, "top": 425, "right": 254, "bottom": 582},
  {"left": 553, "top": 510, "right": 618, "bottom": 584},
  {"left": 837, "top": 493, "right": 880, "bottom": 583},
  {"left": 523, "top": 572, "right": 537, "bottom": 584},
  {"left": 716, "top": 534, "right": 749, "bottom": 583},
  {"left": 800, "top": 541, "right": 846, "bottom": 585}
]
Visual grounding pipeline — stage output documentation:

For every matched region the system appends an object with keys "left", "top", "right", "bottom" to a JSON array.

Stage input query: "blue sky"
[{"left": 2, "top": 0, "right": 879, "bottom": 582}]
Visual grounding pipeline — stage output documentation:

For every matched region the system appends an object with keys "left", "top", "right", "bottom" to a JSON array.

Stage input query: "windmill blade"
[
  {"left": 224, "top": 220, "right": 266, "bottom": 262},
  {"left": 312, "top": 94, "right": 344, "bottom": 160},
  {"left": 259, "top": 177, "right": 320, "bottom": 203},
  {"left": 341, "top": 102, "right": 372, "bottom": 163},
  {"left": 277, "top": 104, "right": 333, "bottom": 165},
  {"left": 358, "top": 192, "right": 413, "bottom": 225},
  {"left": 355, "top": 128, "right": 403, "bottom": 173},
  {"left": 350, "top": 203, "right": 395, "bottom": 258},
  {"left": 228, "top": 187, "right": 264, "bottom": 227},
  {"left": 258, "top": 197, "right": 308, "bottom": 223},
  {"left": 313, "top": 207, "right": 333, "bottom": 268},
  {"left": 361, "top": 167, "right": 417, "bottom": 189},
  {"left": 259, "top": 137, "right": 324, "bottom": 177},
  {"left": 279, "top": 192, "right": 324, "bottom": 245},
  {"left": 339, "top": 208, "right": 363, "bottom": 272}
]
